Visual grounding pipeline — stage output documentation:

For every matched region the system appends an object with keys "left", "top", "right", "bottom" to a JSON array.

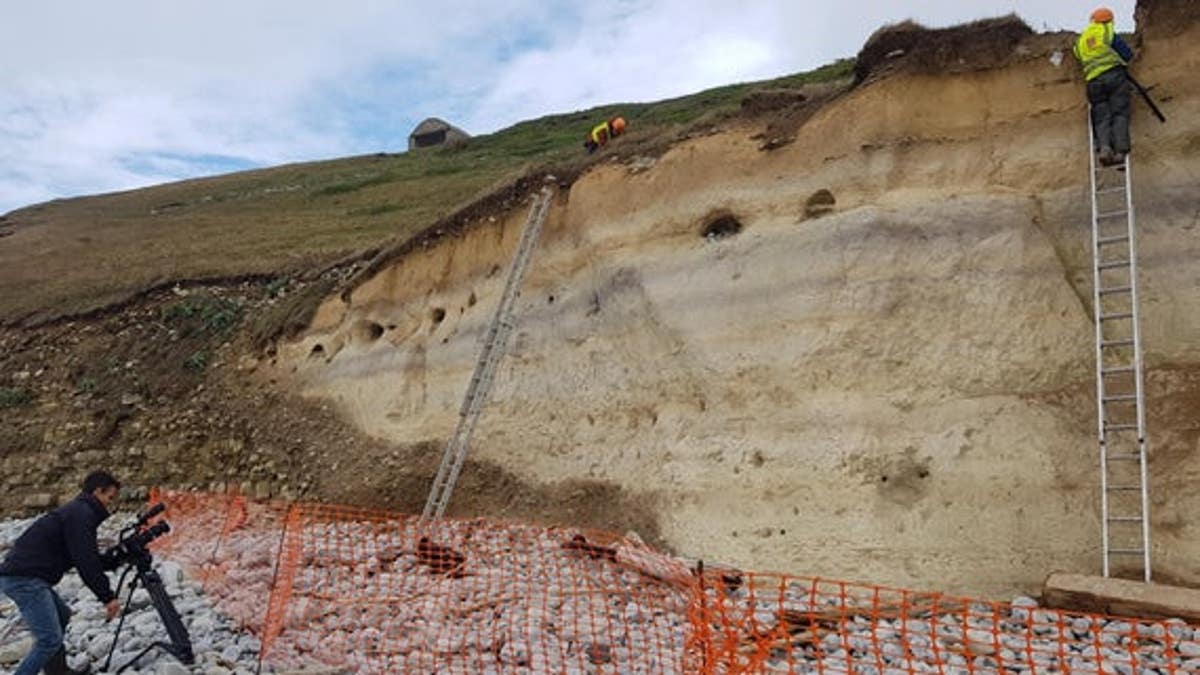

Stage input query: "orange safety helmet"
[
  {"left": 1090, "top": 7, "right": 1114, "bottom": 23},
  {"left": 610, "top": 116, "right": 627, "bottom": 134}
]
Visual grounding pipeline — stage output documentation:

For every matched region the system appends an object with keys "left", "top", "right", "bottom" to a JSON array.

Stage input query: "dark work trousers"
[{"left": 1088, "top": 67, "right": 1132, "bottom": 155}]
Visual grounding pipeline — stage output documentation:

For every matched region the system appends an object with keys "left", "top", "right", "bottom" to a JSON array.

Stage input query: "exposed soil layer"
[
  {"left": 0, "top": 279, "right": 664, "bottom": 547},
  {"left": 854, "top": 15, "right": 1034, "bottom": 84},
  {"left": 1138, "top": 0, "right": 1200, "bottom": 39},
  {"left": 744, "top": 81, "right": 849, "bottom": 151}
]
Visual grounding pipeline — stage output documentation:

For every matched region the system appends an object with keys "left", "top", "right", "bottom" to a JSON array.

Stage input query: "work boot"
[
  {"left": 42, "top": 647, "right": 91, "bottom": 675},
  {"left": 1098, "top": 146, "right": 1116, "bottom": 166}
]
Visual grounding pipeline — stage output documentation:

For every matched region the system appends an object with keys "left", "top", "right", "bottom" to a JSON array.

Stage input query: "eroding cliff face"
[{"left": 277, "top": 16, "right": 1200, "bottom": 596}]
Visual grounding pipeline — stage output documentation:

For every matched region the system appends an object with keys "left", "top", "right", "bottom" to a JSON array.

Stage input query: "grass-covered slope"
[{"left": 0, "top": 60, "right": 852, "bottom": 325}]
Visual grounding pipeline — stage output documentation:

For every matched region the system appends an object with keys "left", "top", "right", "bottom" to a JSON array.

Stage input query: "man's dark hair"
[{"left": 82, "top": 470, "right": 121, "bottom": 493}]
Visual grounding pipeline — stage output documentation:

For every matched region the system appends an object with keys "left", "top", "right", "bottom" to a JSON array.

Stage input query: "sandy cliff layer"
[{"left": 277, "top": 15, "right": 1200, "bottom": 596}]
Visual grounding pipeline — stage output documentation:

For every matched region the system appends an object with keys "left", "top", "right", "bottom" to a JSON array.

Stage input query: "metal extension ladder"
[
  {"left": 421, "top": 186, "right": 554, "bottom": 521},
  {"left": 1086, "top": 118, "right": 1151, "bottom": 581}
]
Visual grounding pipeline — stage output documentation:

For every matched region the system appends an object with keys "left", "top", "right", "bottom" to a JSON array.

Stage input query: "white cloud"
[
  {"left": 465, "top": 0, "right": 1138, "bottom": 132},
  {"left": 0, "top": 1, "right": 1137, "bottom": 214}
]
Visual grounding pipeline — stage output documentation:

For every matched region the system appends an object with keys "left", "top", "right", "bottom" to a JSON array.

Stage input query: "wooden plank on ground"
[{"left": 1043, "top": 572, "right": 1200, "bottom": 624}]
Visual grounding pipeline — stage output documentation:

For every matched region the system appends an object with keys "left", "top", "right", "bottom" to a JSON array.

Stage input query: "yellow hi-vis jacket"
[
  {"left": 1074, "top": 21, "right": 1125, "bottom": 81},
  {"left": 589, "top": 121, "right": 611, "bottom": 146}
]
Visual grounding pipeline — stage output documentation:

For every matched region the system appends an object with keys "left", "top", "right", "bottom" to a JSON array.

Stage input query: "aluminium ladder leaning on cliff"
[
  {"left": 421, "top": 185, "right": 554, "bottom": 522},
  {"left": 1086, "top": 115, "right": 1150, "bottom": 582}
]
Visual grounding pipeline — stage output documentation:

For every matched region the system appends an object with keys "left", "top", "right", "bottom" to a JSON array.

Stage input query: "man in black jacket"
[{"left": 0, "top": 471, "right": 123, "bottom": 675}]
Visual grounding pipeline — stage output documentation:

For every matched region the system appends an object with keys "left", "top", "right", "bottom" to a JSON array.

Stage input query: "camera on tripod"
[
  {"left": 101, "top": 503, "right": 194, "bottom": 673},
  {"left": 102, "top": 503, "right": 170, "bottom": 568}
]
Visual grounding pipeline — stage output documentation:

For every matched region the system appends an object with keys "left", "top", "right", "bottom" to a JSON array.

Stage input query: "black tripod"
[
  {"left": 100, "top": 505, "right": 194, "bottom": 673},
  {"left": 102, "top": 556, "right": 194, "bottom": 673}
]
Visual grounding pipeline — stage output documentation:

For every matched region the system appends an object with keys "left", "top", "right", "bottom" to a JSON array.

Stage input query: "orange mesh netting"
[{"left": 146, "top": 490, "right": 1198, "bottom": 673}]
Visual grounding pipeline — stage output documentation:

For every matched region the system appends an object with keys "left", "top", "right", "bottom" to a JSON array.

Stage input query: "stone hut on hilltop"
[{"left": 408, "top": 117, "right": 471, "bottom": 150}]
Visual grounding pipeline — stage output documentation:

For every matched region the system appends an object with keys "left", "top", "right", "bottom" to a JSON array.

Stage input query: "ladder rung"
[
  {"left": 1101, "top": 339, "right": 1135, "bottom": 348},
  {"left": 1097, "top": 260, "right": 1131, "bottom": 270},
  {"left": 1097, "top": 210, "right": 1128, "bottom": 218},
  {"left": 1109, "top": 548, "right": 1145, "bottom": 555},
  {"left": 1102, "top": 366, "right": 1135, "bottom": 375},
  {"left": 1098, "top": 235, "right": 1130, "bottom": 245},
  {"left": 1098, "top": 286, "right": 1132, "bottom": 295},
  {"left": 1099, "top": 312, "right": 1133, "bottom": 321},
  {"left": 1096, "top": 186, "right": 1125, "bottom": 195},
  {"left": 1104, "top": 424, "right": 1138, "bottom": 431},
  {"left": 1103, "top": 394, "right": 1138, "bottom": 402},
  {"left": 1107, "top": 485, "right": 1141, "bottom": 491},
  {"left": 1107, "top": 516, "right": 1143, "bottom": 523},
  {"left": 1107, "top": 453, "right": 1142, "bottom": 461}
]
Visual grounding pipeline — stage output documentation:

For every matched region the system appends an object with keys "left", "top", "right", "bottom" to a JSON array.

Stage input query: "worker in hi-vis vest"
[
  {"left": 583, "top": 116, "right": 626, "bottom": 154},
  {"left": 1073, "top": 7, "right": 1136, "bottom": 166}
]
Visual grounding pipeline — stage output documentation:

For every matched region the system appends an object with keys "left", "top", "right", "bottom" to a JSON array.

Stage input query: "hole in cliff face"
[
  {"left": 309, "top": 344, "right": 326, "bottom": 359},
  {"left": 548, "top": 294, "right": 556, "bottom": 305},
  {"left": 805, "top": 189, "right": 837, "bottom": 218},
  {"left": 468, "top": 292, "right": 477, "bottom": 307},
  {"left": 350, "top": 320, "right": 385, "bottom": 344},
  {"left": 702, "top": 213, "right": 743, "bottom": 241},
  {"left": 430, "top": 308, "right": 446, "bottom": 325}
]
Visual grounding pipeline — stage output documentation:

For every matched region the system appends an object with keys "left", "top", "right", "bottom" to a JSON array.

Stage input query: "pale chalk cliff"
[{"left": 277, "top": 3, "right": 1200, "bottom": 596}]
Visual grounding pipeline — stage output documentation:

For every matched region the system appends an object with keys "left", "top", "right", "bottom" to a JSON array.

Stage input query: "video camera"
[
  {"left": 101, "top": 502, "right": 194, "bottom": 673},
  {"left": 102, "top": 503, "right": 170, "bottom": 569}
]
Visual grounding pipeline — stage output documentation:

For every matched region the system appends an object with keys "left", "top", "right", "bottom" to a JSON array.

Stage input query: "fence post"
[{"left": 258, "top": 503, "right": 304, "bottom": 670}]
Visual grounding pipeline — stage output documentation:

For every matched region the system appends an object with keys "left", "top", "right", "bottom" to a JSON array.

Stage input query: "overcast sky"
[{"left": 0, "top": 1, "right": 1137, "bottom": 214}]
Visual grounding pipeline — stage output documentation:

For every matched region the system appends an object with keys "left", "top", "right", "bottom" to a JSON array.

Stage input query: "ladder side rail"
[
  {"left": 493, "top": 193, "right": 551, "bottom": 314},
  {"left": 432, "top": 385, "right": 493, "bottom": 519},
  {"left": 473, "top": 191, "right": 547, "bottom": 366},
  {"left": 423, "top": 427, "right": 467, "bottom": 519},
  {"left": 1086, "top": 110, "right": 1113, "bottom": 577},
  {"left": 428, "top": 362, "right": 500, "bottom": 520},
  {"left": 425, "top": 312, "right": 515, "bottom": 517},
  {"left": 1123, "top": 157, "right": 1152, "bottom": 581},
  {"left": 421, "top": 188, "right": 553, "bottom": 521},
  {"left": 429, "top": 204, "right": 547, "bottom": 514}
]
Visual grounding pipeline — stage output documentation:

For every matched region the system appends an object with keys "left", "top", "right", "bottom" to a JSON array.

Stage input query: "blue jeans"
[{"left": 0, "top": 575, "right": 71, "bottom": 675}]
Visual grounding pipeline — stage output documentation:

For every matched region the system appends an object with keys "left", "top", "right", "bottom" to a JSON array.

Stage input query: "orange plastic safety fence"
[
  {"left": 689, "top": 571, "right": 1195, "bottom": 674},
  {"left": 148, "top": 489, "right": 292, "bottom": 637},
  {"left": 146, "top": 491, "right": 1199, "bottom": 674}
]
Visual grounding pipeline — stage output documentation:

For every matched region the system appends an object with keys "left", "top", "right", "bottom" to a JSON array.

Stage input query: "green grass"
[
  {"left": 0, "top": 58, "right": 854, "bottom": 324},
  {"left": 313, "top": 172, "right": 400, "bottom": 196},
  {"left": 161, "top": 294, "right": 242, "bottom": 337},
  {"left": 0, "top": 386, "right": 32, "bottom": 408},
  {"left": 75, "top": 377, "right": 99, "bottom": 395},
  {"left": 184, "top": 351, "right": 210, "bottom": 372}
]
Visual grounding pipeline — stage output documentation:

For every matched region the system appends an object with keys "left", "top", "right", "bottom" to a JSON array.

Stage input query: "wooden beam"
[{"left": 1042, "top": 572, "right": 1200, "bottom": 624}]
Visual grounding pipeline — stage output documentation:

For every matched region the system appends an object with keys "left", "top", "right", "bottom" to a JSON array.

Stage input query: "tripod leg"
[
  {"left": 104, "top": 562, "right": 195, "bottom": 671},
  {"left": 141, "top": 570, "right": 194, "bottom": 664},
  {"left": 103, "top": 573, "right": 140, "bottom": 672}
]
